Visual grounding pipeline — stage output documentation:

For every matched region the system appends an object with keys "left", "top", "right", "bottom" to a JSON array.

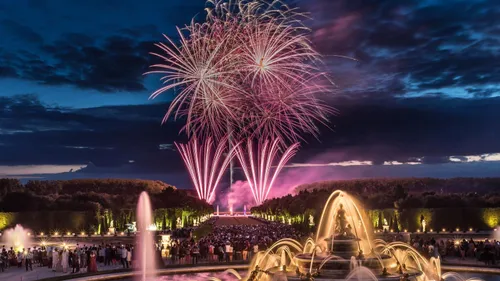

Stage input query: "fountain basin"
[{"left": 293, "top": 253, "right": 403, "bottom": 279}]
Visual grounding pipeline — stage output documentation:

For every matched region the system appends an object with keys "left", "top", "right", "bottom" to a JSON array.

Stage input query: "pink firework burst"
[
  {"left": 146, "top": 21, "right": 243, "bottom": 140},
  {"left": 147, "top": 0, "right": 334, "bottom": 142},
  {"left": 235, "top": 138, "right": 299, "bottom": 205},
  {"left": 175, "top": 137, "right": 239, "bottom": 202},
  {"left": 243, "top": 75, "right": 336, "bottom": 144}
]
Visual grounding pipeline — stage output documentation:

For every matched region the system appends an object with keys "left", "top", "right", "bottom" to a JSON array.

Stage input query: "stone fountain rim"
[
  {"left": 38, "top": 264, "right": 249, "bottom": 281},
  {"left": 293, "top": 252, "right": 393, "bottom": 262}
]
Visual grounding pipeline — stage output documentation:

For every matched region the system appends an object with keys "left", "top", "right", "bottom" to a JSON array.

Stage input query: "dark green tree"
[{"left": 378, "top": 212, "right": 384, "bottom": 229}]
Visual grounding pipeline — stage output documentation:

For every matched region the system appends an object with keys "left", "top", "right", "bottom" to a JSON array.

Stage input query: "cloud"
[
  {"left": 0, "top": 33, "right": 154, "bottom": 92},
  {"left": 0, "top": 94, "right": 185, "bottom": 170},
  {"left": 307, "top": 0, "right": 500, "bottom": 100},
  {"left": 1, "top": 94, "right": 499, "bottom": 174},
  {"left": 0, "top": 19, "right": 43, "bottom": 44}
]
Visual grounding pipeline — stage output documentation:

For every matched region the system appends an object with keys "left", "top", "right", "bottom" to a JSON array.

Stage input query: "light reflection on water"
[
  {"left": 453, "top": 272, "right": 499, "bottom": 281},
  {"left": 121, "top": 271, "right": 243, "bottom": 281},
  {"left": 119, "top": 271, "right": 500, "bottom": 281},
  {"left": 156, "top": 271, "right": 242, "bottom": 281}
]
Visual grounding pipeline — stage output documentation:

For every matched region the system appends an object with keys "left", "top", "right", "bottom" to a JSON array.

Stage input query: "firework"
[
  {"left": 175, "top": 137, "right": 238, "bottom": 202},
  {"left": 149, "top": 0, "right": 334, "bottom": 205},
  {"left": 235, "top": 138, "right": 299, "bottom": 205},
  {"left": 147, "top": 0, "right": 334, "bottom": 143}
]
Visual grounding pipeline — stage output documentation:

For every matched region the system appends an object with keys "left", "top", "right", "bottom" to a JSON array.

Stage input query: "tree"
[
  {"left": 162, "top": 213, "right": 167, "bottom": 231},
  {"left": 394, "top": 213, "right": 400, "bottom": 232},
  {"left": 378, "top": 212, "right": 384, "bottom": 230},
  {"left": 0, "top": 179, "right": 22, "bottom": 199},
  {"left": 394, "top": 184, "right": 408, "bottom": 200}
]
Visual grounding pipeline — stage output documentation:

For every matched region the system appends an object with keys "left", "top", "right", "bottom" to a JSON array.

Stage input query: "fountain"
[
  {"left": 2, "top": 224, "right": 32, "bottom": 253},
  {"left": 136, "top": 191, "right": 156, "bottom": 281},
  {"left": 245, "top": 190, "right": 485, "bottom": 281}
]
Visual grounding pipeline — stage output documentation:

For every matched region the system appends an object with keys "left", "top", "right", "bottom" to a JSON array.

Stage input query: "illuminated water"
[
  {"left": 2, "top": 224, "right": 32, "bottom": 252},
  {"left": 118, "top": 190, "right": 490, "bottom": 281},
  {"left": 119, "top": 271, "right": 244, "bottom": 281},
  {"left": 243, "top": 190, "right": 486, "bottom": 281},
  {"left": 136, "top": 191, "right": 156, "bottom": 281},
  {"left": 117, "top": 271, "right": 499, "bottom": 281}
]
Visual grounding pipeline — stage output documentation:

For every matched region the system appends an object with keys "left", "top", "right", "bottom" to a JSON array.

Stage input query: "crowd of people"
[
  {"left": 0, "top": 243, "right": 136, "bottom": 274},
  {"left": 165, "top": 220, "right": 304, "bottom": 265},
  {"left": 411, "top": 236, "right": 500, "bottom": 264},
  {"left": 3, "top": 217, "right": 500, "bottom": 277}
]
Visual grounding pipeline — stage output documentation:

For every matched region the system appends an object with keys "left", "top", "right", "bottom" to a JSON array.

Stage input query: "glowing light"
[
  {"left": 67, "top": 232, "right": 71, "bottom": 236},
  {"left": 442, "top": 228, "right": 446, "bottom": 232},
  {"left": 455, "top": 228, "right": 460, "bottom": 232},
  {"left": 176, "top": 137, "right": 238, "bottom": 202},
  {"left": 54, "top": 232, "right": 59, "bottom": 236},
  {"left": 81, "top": 232, "right": 85, "bottom": 236},
  {"left": 235, "top": 138, "right": 299, "bottom": 205},
  {"left": 430, "top": 229, "right": 433, "bottom": 232},
  {"left": 469, "top": 228, "right": 473, "bottom": 232}
]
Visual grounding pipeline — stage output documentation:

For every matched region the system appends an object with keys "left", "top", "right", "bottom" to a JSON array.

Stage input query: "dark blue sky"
[{"left": 0, "top": 0, "right": 499, "bottom": 183}]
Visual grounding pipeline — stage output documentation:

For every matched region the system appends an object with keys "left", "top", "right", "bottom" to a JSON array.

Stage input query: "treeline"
[
  {"left": 295, "top": 177, "right": 500, "bottom": 194},
  {"left": 0, "top": 178, "right": 212, "bottom": 213},
  {"left": 253, "top": 180, "right": 500, "bottom": 219}
]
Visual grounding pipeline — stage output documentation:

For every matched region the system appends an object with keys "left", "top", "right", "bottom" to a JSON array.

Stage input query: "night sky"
[{"left": 0, "top": 0, "right": 499, "bottom": 186}]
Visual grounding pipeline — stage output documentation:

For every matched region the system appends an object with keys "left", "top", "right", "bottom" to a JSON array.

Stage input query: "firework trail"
[
  {"left": 148, "top": 0, "right": 335, "bottom": 204},
  {"left": 235, "top": 138, "right": 299, "bottom": 205},
  {"left": 175, "top": 137, "right": 239, "bottom": 202}
]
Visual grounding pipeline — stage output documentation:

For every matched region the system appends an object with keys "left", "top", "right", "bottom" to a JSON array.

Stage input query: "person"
[
  {"left": 17, "top": 250, "right": 23, "bottom": 268},
  {"left": 121, "top": 246, "right": 129, "bottom": 269},
  {"left": 170, "top": 243, "right": 178, "bottom": 264},
  {"left": 88, "top": 250, "right": 98, "bottom": 273},
  {"left": 126, "top": 247, "right": 132, "bottom": 268},
  {"left": 253, "top": 244, "right": 259, "bottom": 257},
  {"left": 25, "top": 248, "right": 33, "bottom": 271},
  {"left": 460, "top": 239, "right": 467, "bottom": 260},
  {"left": 225, "top": 243, "right": 231, "bottom": 263},
  {"left": 52, "top": 248, "right": 58, "bottom": 271},
  {"left": 191, "top": 244, "right": 200, "bottom": 265},
  {"left": 0, "top": 249, "right": 6, "bottom": 272},
  {"left": 55, "top": 250, "right": 63, "bottom": 272},
  {"left": 242, "top": 245, "right": 249, "bottom": 261},
  {"left": 72, "top": 250, "right": 80, "bottom": 273},
  {"left": 104, "top": 246, "right": 111, "bottom": 266},
  {"left": 217, "top": 244, "right": 224, "bottom": 262},
  {"left": 208, "top": 243, "right": 215, "bottom": 262},
  {"left": 62, "top": 248, "right": 69, "bottom": 273},
  {"left": 228, "top": 244, "right": 234, "bottom": 262}
]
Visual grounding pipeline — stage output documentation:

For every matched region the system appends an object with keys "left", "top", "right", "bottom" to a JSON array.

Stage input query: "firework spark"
[
  {"left": 235, "top": 138, "right": 299, "bottom": 205},
  {"left": 175, "top": 137, "right": 238, "bottom": 202}
]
